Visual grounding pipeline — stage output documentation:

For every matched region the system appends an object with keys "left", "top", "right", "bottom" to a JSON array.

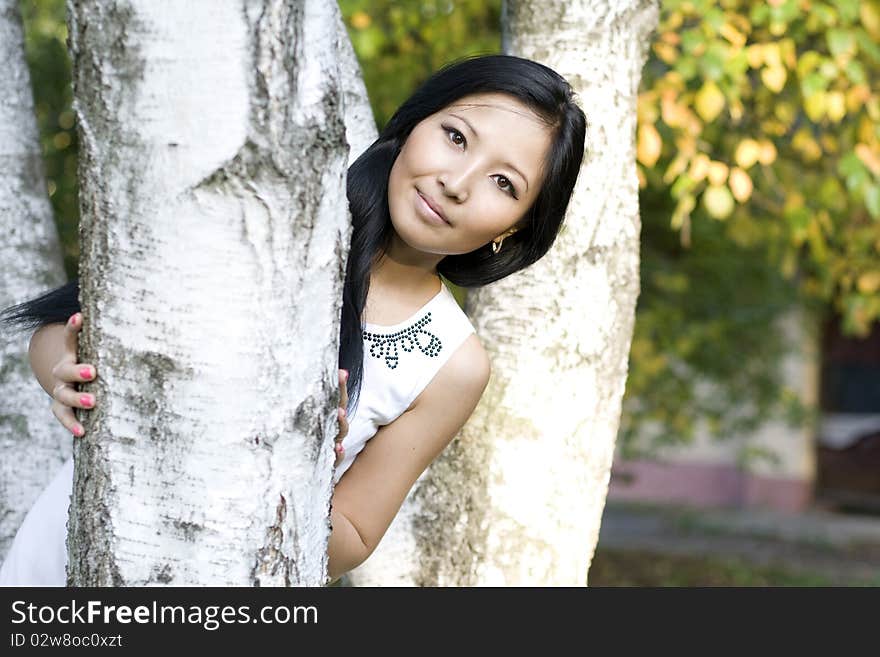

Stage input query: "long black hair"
[{"left": 2, "top": 54, "right": 587, "bottom": 417}]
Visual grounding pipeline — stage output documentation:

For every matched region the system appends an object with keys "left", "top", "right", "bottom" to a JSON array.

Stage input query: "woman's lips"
[{"left": 415, "top": 190, "right": 450, "bottom": 226}]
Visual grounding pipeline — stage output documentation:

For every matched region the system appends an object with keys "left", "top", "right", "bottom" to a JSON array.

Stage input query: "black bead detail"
[{"left": 362, "top": 311, "right": 443, "bottom": 369}]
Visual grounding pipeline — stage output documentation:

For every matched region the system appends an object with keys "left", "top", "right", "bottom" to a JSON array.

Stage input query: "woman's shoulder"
[{"left": 409, "top": 332, "right": 490, "bottom": 410}]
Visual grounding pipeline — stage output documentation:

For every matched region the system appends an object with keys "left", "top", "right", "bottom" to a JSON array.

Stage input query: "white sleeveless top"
[
  {"left": 334, "top": 280, "right": 476, "bottom": 484},
  {"left": 0, "top": 280, "right": 475, "bottom": 585}
]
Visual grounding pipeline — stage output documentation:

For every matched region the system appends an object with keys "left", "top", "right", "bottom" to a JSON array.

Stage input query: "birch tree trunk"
[
  {"left": 67, "top": 0, "right": 351, "bottom": 586},
  {"left": 338, "top": 17, "right": 377, "bottom": 164},
  {"left": 349, "top": 0, "right": 659, "bottom": 585},
  {"left": 0, "top": 0, "right": 70, "bottom": 560}
]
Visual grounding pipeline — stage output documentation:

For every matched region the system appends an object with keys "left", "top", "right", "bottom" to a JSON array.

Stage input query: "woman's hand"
[
  {"left": 46, "top": 312, "right": 350, "bottom": 461},
  {"left": 335, "top": 369, "right": 349, "bottom": 467},
  {"left": 50, "top": 312, "right": 96, "bottom": 438}
]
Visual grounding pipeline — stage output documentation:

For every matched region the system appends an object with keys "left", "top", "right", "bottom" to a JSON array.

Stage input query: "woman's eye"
[
  {"left": 494, "top": 175, "right": 518, "bottom": 198},
  {"left": 442, "top": 125, "right": 466, "bottom": 148}
]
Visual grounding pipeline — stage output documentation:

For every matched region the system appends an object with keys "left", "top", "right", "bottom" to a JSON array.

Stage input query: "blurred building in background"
[{"left": 610, "top": 308, "right": 880, "bottom": 514}]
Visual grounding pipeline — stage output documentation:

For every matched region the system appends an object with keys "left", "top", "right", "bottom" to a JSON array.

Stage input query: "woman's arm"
[
  {"left": 328, "top": 333, "right": 491, "bottom": 574},
  {"left": 327, "top": 506, "right": 369, "bottom": 583},
  {"left": 29, "top": 313, "right": 465, "bottom": 584}
]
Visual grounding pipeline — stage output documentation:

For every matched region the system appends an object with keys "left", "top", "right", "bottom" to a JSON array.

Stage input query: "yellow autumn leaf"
[
  {"left": 663, "top": 153, "right": 688, "bottom": 183},
  {"left": 868, "top": 97, "right": 880, "bottom": 122},
  {"left": 707, "top": 161, "right": 729, "bottom": 186},
  {"left": 637, "top": 123, "right": 663, "bottom": 167},
  {"left": 734, "top": 139, "right": 761, "bottom": 168},
  {"left": 689, "top": 153, "right": 710, "bottom": 182},
  {"left": 862, "top": 1, "right": 880, "bottom": 39},
  {"left": 761, "top": 66, "right": 787, "bottom": 93},
  {"left": 746, "top": 44, "right": 764, "bottom": 68},
  {"left": 719, "top": 23, "right": 746, "bottom": 48},
  {"left": 826, "top": 91, "right": 846, "bottom": 122},
  {"left": 857, "top": 271, "right": 880, "bottom": 294},
  {"left": 804, "top": 93, "right": 827, "bottom": 122},
  {"left": 350, "top": 10, "right": 371, "bottom": 29},
  {"left": 670, "top": 194, "right": 695, "bottom": 230},
  {"left": 653, "top": 42, "right": 678, "bottom": 64},
  {"left": 729, "top": 167, "right": 753, "bottom": 202},
  {"left": 821, "top": 133, "right": 839, "bottom": 154},
  {"left": 637, "top": 94, "right": 659, "bottom": 123},
  {"left": 703, "top": 185, "right": 735, "bottom": 220},
  {"left": 848, "top": 85, "right": 872, "bottom": 113},
  {"left": 780, "top": 38, "right": 797, "bottom": 69},
  {"left": 730, "top": 99, "right": 744, "bottom": 122},
  {"left": 769, "top": 20, "right": 786, "bottom": 37},
  {"left": 661, "top": 92, "right": 687, "bottom": 127},
  {"left": 858, "top": 115, "right": 875, "bottom": 143},
  {"left": 695, "top": 81, "right": 725, "bottom": 122},
  {"left": 784, "top": 191, "right": 805, "bottom": 212},
  {"left": 758, "top": 140, "right": 777, "bottom": 165},
  {"left": 763, "top": 43, "right": 782, "bottom": 68},
  {"left": 793, "top": 128, "right": 822, "bottom": 162},
  {"left": 855, "top": 143, "right": 880, "bottom": 176}
]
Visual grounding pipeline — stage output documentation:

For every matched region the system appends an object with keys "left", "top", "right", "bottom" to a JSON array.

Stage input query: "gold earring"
[{"left": 492, "top": 229, "right": 517, "bottom": 254}]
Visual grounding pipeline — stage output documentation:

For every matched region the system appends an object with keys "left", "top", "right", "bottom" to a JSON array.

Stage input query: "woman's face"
[{"left": 387, "top": 92, "right": 554, "bottom": 256}]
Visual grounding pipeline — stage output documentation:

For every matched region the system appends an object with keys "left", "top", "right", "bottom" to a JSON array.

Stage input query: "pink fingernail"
[
  {"left": 335, "top": 444, "right": 344, "bottom": 453},
  {"left": 79, "top": 366, "right": 93, "bottom": 379},
  {"left": 72, "top": 425, "right": 84, "bottom": 437},
  {"left": 80, "top": 395, "right": 93, "bottom": 407}
]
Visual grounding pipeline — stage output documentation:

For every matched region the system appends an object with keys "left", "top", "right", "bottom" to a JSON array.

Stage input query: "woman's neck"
[{"left": 369, "top": 231, "right": 444, "bottom": 296}]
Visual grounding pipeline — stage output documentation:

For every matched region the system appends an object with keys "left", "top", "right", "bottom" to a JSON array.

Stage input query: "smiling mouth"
[{"left": 415, "top": 190, "right": 450, "bottom": 226}]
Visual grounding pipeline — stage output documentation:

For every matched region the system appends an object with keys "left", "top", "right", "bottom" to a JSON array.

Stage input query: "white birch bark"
[
  {"left": 350, "top": 0, "right": 659, "bottom": 585},
  {"left": 0, "top": 0, "right": 70, "bottom": 560},
  {"left": 337, "top": 14, "right": 377, "bottom": 164},
  {"left": 67, "top": 0, "right": 351, "bottom": 586}
]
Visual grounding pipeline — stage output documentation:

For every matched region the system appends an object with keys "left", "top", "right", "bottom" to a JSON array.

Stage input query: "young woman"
[{"left": 0, "top": 54, "right": 587, "bottom": 586}]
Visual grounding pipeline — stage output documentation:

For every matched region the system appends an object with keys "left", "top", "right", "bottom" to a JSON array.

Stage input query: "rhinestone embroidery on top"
[{"left": 362, "top": 311, "right": 443, "bottom": 370}]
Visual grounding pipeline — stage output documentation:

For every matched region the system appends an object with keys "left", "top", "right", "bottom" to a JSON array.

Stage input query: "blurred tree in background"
[
  {"left": 624, "top": 0, "right": 880, "bottom": 456},
  {"left": 18, "top": 0, "right": 879, "bottom": 458}
]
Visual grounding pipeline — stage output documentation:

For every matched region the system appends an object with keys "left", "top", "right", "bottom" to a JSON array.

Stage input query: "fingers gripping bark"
[
  {"left": 51, "top": 312, "right": 97, "bottom": 438},
  {"left": 334, "top": 368, "right": 349, "bottom": 467}
]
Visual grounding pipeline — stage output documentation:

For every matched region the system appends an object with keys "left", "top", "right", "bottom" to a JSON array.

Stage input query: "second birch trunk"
[
  {"left": 349, "top": 0, "right": 659, "bottom": 585},
  {"left": 0, "top": 0, "right": 69, "bottom": 560}
]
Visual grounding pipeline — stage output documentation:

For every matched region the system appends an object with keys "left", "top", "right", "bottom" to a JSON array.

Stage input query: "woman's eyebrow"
[{"left": 448, "top": 112, "right": 530, "bottom": 192}]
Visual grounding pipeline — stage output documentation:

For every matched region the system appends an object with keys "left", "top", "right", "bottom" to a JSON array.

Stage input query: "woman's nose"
[
  {"left": 439, "top": 168, "right": 476, "bottom": 202},
  {"left": 440, "top": 180, "right": 467, "bottom": 202}
]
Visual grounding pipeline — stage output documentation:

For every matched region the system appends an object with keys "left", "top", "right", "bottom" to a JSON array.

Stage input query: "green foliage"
[
  {"left": 623, "top": 0, "right": 880, "bottom": 457},
  {"left": 339, "top": 0, "right": 501, "bottom": 129},
  {"left": 639, "top": 0, "right": 880, "bottom": 338},
  {"left": 619, "top": 183, "right": 822, "bottom": 459},
  {"left": 19, "top": 0, "right": 78, "bottom": 280}
]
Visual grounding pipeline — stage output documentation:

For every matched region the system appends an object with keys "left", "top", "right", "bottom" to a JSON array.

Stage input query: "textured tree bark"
[
  {"left": 337, "top": 13, "right": 377, "bottom": 164},
  {"left": 349, "top": 0, "right": 659, "bottom": 585},
  {"left": 0, "top": 0, "right": 70, "bottom": 560},
  {"left": 67, "top": 0, "right": 351, "bottom": 586}
]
